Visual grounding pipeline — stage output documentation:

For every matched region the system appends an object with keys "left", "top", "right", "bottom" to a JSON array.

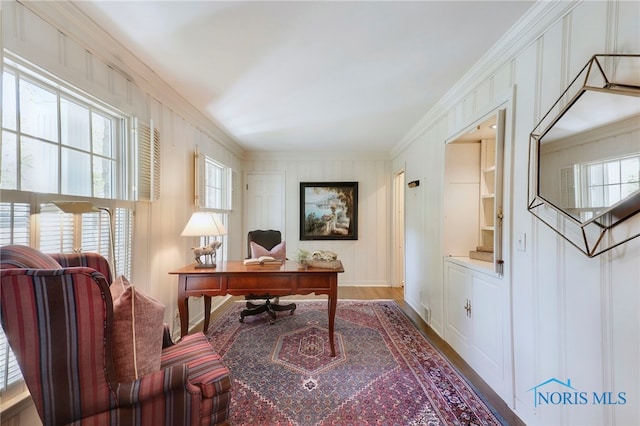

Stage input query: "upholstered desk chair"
[
  {"left": 241, "top": 230, "right": 296, "bottom": 323},
  {"left": 0, "top": 245, "right": 231, "bottom": 426}
]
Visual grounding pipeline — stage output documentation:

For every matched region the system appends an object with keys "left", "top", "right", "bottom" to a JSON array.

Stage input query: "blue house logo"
[{"left": 528, "top": 378, "right": 626, "bottom": 407}]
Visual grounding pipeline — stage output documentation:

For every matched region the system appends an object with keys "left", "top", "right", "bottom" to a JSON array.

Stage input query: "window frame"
[
  {"left": 2, "top": 59, "right": 129, "bottom": 200},
  {"left": 194, "top": 151, "right": 235, "bottom": 262}
]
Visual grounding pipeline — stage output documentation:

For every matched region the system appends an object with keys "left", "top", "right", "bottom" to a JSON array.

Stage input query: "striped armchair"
[{"left": 0, "top": 246, "right": 231, "bottom": 426}]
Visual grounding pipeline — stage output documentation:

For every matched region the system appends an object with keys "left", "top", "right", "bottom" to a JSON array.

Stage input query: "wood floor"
[{"left": 210, "top": 286, "right": 524, "bottom": 425}]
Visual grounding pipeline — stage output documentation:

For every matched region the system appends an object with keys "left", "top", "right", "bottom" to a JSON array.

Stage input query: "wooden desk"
[{"left": 169, "top": 260, "right": 344, "bottom": 356}]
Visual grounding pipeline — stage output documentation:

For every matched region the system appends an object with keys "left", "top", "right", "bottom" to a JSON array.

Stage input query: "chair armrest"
[
  {"left": 115, "top": 364, "right": 198, "bottom": 406},
  {"left": 49, "top": 252, "right": 113, "bottom": 283},
  {"left": 161, "top": 333, "right": 232, "bottom": 399}
]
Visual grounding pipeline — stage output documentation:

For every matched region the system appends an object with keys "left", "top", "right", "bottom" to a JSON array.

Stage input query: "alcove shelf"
[{"left": 444, "top": 109, "right": 505, "bottom": 274}]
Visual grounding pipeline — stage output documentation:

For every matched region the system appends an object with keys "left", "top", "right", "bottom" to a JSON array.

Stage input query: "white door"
[
  {"left": 392, "top": 170, "right": 405, "bottom": 288},
  {"left": 245, "top": 172, "right": 286, "bottom": 244}
]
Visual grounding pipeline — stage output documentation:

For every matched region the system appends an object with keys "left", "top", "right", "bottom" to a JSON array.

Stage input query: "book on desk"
[{"left": 243, "top": 256, "right": 283, "bottom": 266}]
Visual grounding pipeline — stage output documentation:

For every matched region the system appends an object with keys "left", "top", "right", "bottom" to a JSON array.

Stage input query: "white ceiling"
[{"left": 75, "top": 1, "right": 535, "bottom": 154}]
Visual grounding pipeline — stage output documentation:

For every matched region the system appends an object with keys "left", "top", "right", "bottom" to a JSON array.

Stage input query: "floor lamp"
[{"left": 52, "top": 201, "right": 115, "bottom": 279}]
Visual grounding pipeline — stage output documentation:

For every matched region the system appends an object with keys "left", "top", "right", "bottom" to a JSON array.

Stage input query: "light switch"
[{"left": 516, "top": 232, "right": 526, "bottom": 251}]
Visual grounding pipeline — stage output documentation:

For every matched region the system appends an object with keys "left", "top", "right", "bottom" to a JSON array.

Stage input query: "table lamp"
[{"left": 181, "top": 212, "right": 227, "bottom": 268}]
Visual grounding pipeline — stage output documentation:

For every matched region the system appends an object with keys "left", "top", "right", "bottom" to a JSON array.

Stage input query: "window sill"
[{"left": 0, "top": 389, "right": 33, "bottom": 419}]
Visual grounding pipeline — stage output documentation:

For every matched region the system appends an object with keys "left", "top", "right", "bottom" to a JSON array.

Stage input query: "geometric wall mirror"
[{"left": 528, "top": 54, "right": 640, "bottom": 257}]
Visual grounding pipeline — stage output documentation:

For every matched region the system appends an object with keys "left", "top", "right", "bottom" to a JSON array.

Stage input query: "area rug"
[{"left": 206, "top": 299, "right": 504, "bottom": 425}]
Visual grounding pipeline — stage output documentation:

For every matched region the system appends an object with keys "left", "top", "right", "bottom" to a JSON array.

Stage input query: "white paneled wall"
[
  {"left": 394, "top": 1, "right": 640, "bottom": 425},
  {"left": 244, "top": 152, "right": 391, "bottom": 286}
]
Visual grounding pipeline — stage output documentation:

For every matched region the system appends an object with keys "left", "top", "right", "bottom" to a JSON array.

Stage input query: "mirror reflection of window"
[
  {"left": 562, "top": 155, "right": 640, "bottom": 222},
  {"left": 585, "top": 156, "right": 639, "bottom": 208},
  {"left": 541, "top": 107, "right": 640, "bottom": 223}
]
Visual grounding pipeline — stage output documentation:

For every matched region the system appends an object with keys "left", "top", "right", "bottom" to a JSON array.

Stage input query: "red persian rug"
[{"left": 206, "top": 299, "right": 504, "bottom": 425}]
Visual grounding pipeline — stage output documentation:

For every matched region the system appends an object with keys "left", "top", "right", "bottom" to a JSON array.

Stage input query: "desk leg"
[
  {"left": 328, "top": 286, "right": 337, "bottom": 357},
  {"left": 178, "top": 296, "right": 189, "bottom": 338},
  {"left": 203, "top": 296, "right": 212, "bottom": 332}
]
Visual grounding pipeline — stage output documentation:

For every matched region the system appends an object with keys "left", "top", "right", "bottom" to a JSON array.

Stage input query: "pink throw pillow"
[
  {"left": 250, "top": 240, "right": 286, "bottom": 260},
  {"left": 110, "top": 275, "right": 165, "bottom": 383}
]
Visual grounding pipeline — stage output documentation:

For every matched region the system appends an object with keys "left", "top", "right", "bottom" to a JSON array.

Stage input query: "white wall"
[
  {"left": 393, "top": 1, "right": 640, "bottom": 425},
  {"left": 243, "top": 151, "right": 392, "bottom": 286}
]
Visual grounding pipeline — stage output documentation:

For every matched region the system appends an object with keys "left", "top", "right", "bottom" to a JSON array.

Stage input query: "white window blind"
[
  {"left": 0, "top": 202, "right": 29, "bottom": 391},
  {"left": 0, "top": 328, "right": 22, "bottom": 391},
  {"left": 0, "top": 202, "right": 30, "bottom": 246},
  {"left": 81, "top": 211, "right": 110, "bottom": 255},
  {"left": 0, "top": 202, "right": 32, "bottom": 391},
  {"left": 559, "top": 166, "right": 577, "bottom": 209},
  {"left": 39, "top": 204, "right": 75, "bottom": 253},
  {"left": 114, "top": 207, "right": 133, "bottom": 278}
]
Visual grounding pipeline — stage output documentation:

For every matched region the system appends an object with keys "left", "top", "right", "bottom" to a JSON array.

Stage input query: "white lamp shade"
[{"left": 181, "top": 212, "right": 227, "bottom": 237}]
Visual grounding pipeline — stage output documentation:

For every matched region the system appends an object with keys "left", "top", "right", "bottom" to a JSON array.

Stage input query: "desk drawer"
[
  {"left": 184, "top": 275, "right": 222, "bottom": 291},
  {"left": 227, "top": 274, "right": 292, "bottom": 291},
  {"left": 297, "top": 274, "right": 332, "bottom": 290}
]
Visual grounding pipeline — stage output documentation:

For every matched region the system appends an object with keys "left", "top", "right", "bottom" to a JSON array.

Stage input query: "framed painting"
[{"left": 300, "top": 182, "right": 358, "bottom": 240}]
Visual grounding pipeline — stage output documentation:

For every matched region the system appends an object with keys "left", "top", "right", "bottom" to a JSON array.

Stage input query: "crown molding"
[
  {"left": 391, "top": 0, "right": 581, "bottom": 158},
  {"left": 17, "top": 0, "right": 246, "bottom": 159},
  {"left": 242, "top": 150, "right": 391, "bottom": 162}
]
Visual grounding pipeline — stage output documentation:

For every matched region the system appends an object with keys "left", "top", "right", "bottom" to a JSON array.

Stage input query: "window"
[
  {"left": 205, "top": 158, "right": 224, "bottom": 209},
  {"left": 202, "top": 155, "right": 231, "bottom": 210},
  {"left": 0, "top": 201, "right": 30, "bottom": 391},
  {"left": 562, "top": 155, "right": 640, "bottom": 221},
  {"left": 2, "top": 65, "right": 122, "bottom": 198},
  {"left": 0, "top": 328, "right": 22, "bottom": 393},
  {"left": 0, "top": 58, "right": 135, "bottom": 392},
  {"left": 584, "top": 156, "right": 639, "bottom": 209},
  {"left": 0, "top": 202, "right": 30, "bottom": 246},
  {"left": 194, "top": 152, "right": 234, "bottom": 260}
]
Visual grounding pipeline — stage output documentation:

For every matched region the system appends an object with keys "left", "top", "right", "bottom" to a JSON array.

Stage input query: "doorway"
[
  {"left": 392, "top": 170, "right": 405, "bottom": 289},
  {"left": 244, "top": 172, "right": 286, "bottom": 254}
]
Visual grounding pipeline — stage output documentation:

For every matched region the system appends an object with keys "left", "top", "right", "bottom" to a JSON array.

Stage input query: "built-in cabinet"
[
  {"left": 442, "top": 108, "right": 510, "bottom": 402},
  {"left": 444, "top": 109, "right": 505, "bottom": 274},
  {"left": 444, "top": 259, "right": 509, "bottom": 401}
]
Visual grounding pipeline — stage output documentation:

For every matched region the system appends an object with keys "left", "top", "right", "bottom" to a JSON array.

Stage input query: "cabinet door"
[
  {"left": 493, "top": 108, "right": 506, "bottom": 275},
  {"left": 470, "top": 273, "right": 502, "bottom": 381},
  {"left": 444, "top": 262, "right": 470, "bottom": 357}
]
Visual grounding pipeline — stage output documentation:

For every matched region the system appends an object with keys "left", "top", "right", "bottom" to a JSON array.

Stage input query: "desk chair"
[{"left": 241, "top": 230, "right": 296, "bottom": 323}]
